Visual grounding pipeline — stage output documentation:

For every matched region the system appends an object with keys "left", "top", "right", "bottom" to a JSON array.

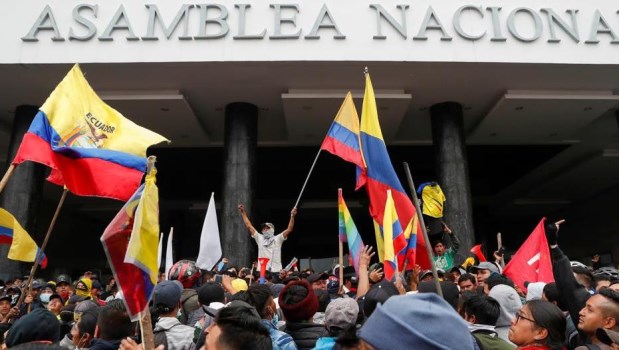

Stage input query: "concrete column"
[
  {"left": 430, "top": 102, "right": 475, "bottom": 255},
  {"left": 0, "top": 105, "right": 46, "bottom": 281},
  {"left": 221, "top": 102, "right": 258, "bottom": 268}
]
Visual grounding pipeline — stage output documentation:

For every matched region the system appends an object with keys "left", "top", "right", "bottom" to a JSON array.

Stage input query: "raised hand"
[{"left": 359, "top": 245, "right": 375, "bottom": 269}]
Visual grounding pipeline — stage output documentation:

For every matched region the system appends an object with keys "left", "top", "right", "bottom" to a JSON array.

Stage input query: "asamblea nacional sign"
[{"left": 3, "top": 0, "right": 619, "bottom": 64}]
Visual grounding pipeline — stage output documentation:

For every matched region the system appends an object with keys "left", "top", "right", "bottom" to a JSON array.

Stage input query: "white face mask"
[
  {"left": 263, "top": 228, "right": 275, "bottom": 239},
  {"left": 40, "top": 293, "right": 52, "bottom": 303}
]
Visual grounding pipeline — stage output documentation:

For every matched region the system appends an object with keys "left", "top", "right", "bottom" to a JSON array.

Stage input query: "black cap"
[
  {"left": 306, "top": 272, "right": 329, "bottom": 284},
  {"left": 363, "top": 280, "right": 399, "bottom": 317}
]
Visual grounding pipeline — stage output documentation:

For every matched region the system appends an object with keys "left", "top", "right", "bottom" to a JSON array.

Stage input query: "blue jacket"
[
  {"left": 313, "top": 337, "right": 336, "bottom": 350},
  {"left": 262, "top": 319, "right": 298, "bottom": 350}
]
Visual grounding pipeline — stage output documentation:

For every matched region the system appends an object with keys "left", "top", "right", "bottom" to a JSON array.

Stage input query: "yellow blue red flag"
[
  {"left": 320, "top": 92, "right": 366, "bottom": 189},
  {"left": 101, "top": 159, "right": 160, "bottom": 320},
  {"left": 358, "top": 72, "right": 430, "bottom": 270},
  {"left": 0, "top": 208, "right": 47, "bottom": 268},
  {"left": 12, "top": 64, "right": 169, "bottom": 201},
  {"left": 383, "top": 190, "right": 400, "bottom": 281}
]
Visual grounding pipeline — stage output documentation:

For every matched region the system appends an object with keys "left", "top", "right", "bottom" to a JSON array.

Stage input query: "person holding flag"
[{"left": 238, "top": 204, "right": 297, "bottom": 273}]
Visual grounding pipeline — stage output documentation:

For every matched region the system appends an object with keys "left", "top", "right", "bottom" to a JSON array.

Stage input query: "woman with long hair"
[{"left": 509, "top": 300, "right": 566, "bottom": 350}]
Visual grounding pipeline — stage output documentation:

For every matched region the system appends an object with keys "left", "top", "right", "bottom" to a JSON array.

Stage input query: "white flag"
[
  {"left": 196, "top": 193, "right": 222, "bottom": 270},
  {"left": 165, "top": 228, "right": 174, "bottom": 279}
]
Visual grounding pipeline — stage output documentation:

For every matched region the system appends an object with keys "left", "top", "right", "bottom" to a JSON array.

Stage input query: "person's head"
[
  {"left": 483, "top": 273, "right": 514, "bottom": 295},
  {"left": 91, "top": 280, "right": 103, "bottom": 299},
  {"left": 470, "top": 262, "right": 500, "bottom": 287},
  {"left": 324, "top": 297, "right": 359, "bottom": 336},
  {"left": 541, "top": 282, "right": 567, "bottom": 311},
  {"left": 359, "top": 293, "right": 475, "bottom": 349},
  {"left": 463, "top": 294, "right": 501, "bottom": 326},
  {"left": 418, "top": 281, "right": 460, "bottom": 310},
  {"left": 261, "top": 222, "right": 275, "bottom": 235},
  {"left": 205, "top": 301, "right": 272, "bottom": 350},
  {"left": 4, "top": 309, "right": 61, "bottom": 347},
  {"left": 245, "top": 284, "right": 276, "bottom": 320},
  {"left": 433, "top": 240, "right": 446, "bottom": 256},
  {"left": 0, "top": 295, "right": 11, "bottom": 315},
  {"left": 363, "top": 281, "right": 399, "bottom": 318},
  {"left": 168, "top": 259, "right": 202, "bottom": 288},
  {"left": 47, "top": 294, "right": 64, "bottom": 315},
  {"left": 278, "top": 280, "right": 318, "bottom": 322},
  {"left": 198, "top": 282, "right": 225, "bottom": 306},
  {"left": 74, "top": 278, "right": 92, "bottom": 299},
  {"left": 152, "top": 280, "right": 183, "bottom": 316},
  {"left": 509, "top": 300, "right": 566, "bottom": 350},
  {"left": 71, "top": 308, "right": 100, "bottom": 348},
  {"left": 55, "top": 274, "right": 71, "bottom": 296},
  {"left": 94, "top": 299, "right": 135, "bottom": 340},
  {"left": 307, "top": 272, "right": 329, "bottom": 292},
  {"left": 578, "top": 288, "right": 619, "bottom": 336},
  {"left": 489, "top": 284, "right": 523, "bottom": 327},
  {"left": 458, "top": 274, "right": 477, "bottom": 293}
]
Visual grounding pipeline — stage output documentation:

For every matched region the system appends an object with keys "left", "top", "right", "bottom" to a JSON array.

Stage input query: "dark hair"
[
  {"left": 458, "top": 273, "right": 476, "bottom": 285},
  {"left": 215, "top": 303, "right": 272, "bottom": 350},
  {"left": 77, "top": 309, "right": 100, "bottom": 337},
  {"left": 485, "top": 273, "right": 514, "bottom": 290},
  {"left": 245, "top": 285, "right": 273, "bottom": 319},
  {"left": 281, "top": 284, "right": 309, "bottom": 305},
  {"left": 542, "top": 283, "right": 567, "bottom": 311},
  {"left": 598, "top": 288, "right": 619, "bottom": 320},
  {"left": 432, "top": 239, "right": 444, "bottom": 248},
  {"left": 527, "top": 300, "right": 566, "bottom": 350},
  {"left": 97, "top": 300, "right": 135, "bottom": 340},
  {"left": 463, "top": 295, "right": 501, "bottom": 326}
]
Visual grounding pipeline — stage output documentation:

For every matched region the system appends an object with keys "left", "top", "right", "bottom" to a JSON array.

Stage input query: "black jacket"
[
  {"left": 550, "top": 246, "right": 591, "bottom": 347},
  {"left": 282, "top": 321, "right": 328, "bottom": 350}
]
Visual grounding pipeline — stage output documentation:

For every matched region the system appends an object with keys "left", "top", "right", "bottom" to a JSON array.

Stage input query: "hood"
[{"left": 489, "top": 284, "right": 522, "bottom": 327}]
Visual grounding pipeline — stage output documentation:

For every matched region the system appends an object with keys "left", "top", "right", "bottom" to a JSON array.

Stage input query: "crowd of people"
[{"left": 0, "top": 221, "right": 616, "bottom": 350}]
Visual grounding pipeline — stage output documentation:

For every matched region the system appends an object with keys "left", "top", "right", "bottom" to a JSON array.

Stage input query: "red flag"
[
  {"left": 503, "top": 218, "right": 554, "bottom": 292},
  {"left": 470, "top": 244, "right": 487, "bottom": 262}
]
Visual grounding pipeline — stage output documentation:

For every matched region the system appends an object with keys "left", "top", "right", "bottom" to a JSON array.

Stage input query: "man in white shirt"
[{"left": 238, "top": 204, "right": 298, "bottom": 272}]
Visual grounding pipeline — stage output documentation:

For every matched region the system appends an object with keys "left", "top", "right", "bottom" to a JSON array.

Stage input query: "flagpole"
[
  {"left": 139, "top": 309, "right": 156, "bottom": 350},
  {"left": 497, "top": 233, "right": 505, "bottom": 269},
  {"left": 16, "top": 187, "right": 69, "bottom": 309},
  {"left": 294, "top": 149, "right": 322, "bottom": 208},
  {"left": 338, "top": 240, "right": 344, "bottom": 289},
  {"left": 0, "top": 164, "right": 16, "bottom": 195},
  {"left": 402, "top": 162, "right": 443, "bottom": 297}
]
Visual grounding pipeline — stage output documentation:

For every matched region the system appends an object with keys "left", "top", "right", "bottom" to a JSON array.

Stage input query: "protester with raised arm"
[{"left": 238, "top": 204, "right": 298, "bottom": 272}]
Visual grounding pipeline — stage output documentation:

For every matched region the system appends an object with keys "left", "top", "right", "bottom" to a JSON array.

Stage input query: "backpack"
[
  {"left": 154, "top": 328, "right": 169, "bottom": 350},
  {"left": 179, "top": 289, "right": 200, "bottom": 325}
]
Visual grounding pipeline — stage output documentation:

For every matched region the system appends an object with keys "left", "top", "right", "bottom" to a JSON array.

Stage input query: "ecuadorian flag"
[
  {"left": 338, "top": 189, "right": 364, "bottom": 276},
  {"left": 12, "top": 64, "right": 169, "bottom": 201},
  {"left": 359, "top": 73, "right": 430, "bottom": 270},
  {"left": 383, "top": 190, "right": 400, "bottom": 281},
  {"left": 320, "top": 92, "right": 366, "bottom": 189},
  {"left": 101, "top": 161, "right": 159, "bottom": 321},
  {"left": 0, "top": 208, "right": 47, "bottom": 268}
]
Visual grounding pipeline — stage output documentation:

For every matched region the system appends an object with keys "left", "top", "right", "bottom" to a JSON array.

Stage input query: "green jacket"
[{"left": 472, "top": 330, "right": 515, "bottom": 350}]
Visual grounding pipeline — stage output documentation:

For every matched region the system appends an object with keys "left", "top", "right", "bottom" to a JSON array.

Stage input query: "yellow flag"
[
  {"left": 124, "top": 161, "right": 160, "bottom": 286},
  {"left": 0, "top": 208, "right": 47, "bottom": 267}
]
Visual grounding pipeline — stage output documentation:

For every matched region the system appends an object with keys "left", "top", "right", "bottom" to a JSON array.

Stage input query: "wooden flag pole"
[
  {"left": 294, "top": 149, "right": 322, "bottom": 208},
  {"left": 0, "top": 164, "right": 16, "bottom": 195},
  {"left": 402, "top": 162, "right": 443, "bottom": 297},
  {"left": 16, "top": 187, "right": 69, "bottom": 309},
  {"left": 338, "top": 240, "right": 344, "bottom": 289},
  {"left": 139, "top": 309, "right": 156, "bottom": 350}
]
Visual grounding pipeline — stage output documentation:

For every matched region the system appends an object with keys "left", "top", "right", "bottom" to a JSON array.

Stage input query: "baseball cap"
[
  {"left": 153, "top": 280, "right": 183, "bottom": 310},
  {"left": 261, "top": 223, "right": 275, "bottom": 230},
  {"left": 363, "top": 280, "right": 399, "bottom": 317},
  {"left": 56, "top": 274, "right": 71, "bottom": 285},
  {"left": 470, "top": 262, "right": 500, "bottom": 274},
  {"left": 231, "top": 279, "right": 248, "bottom": 292},
  {"left": 306, "top": 272, "right": 329, "bottom": 284},
  {"left": 198, "top": 282, "right": 225, "bottom": 305},
  {"left": 0, "top": 293, "right": 11, "bottom": 303},
  {"left": 325, "top": 297, "right": 359, "bottom": 334}
]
